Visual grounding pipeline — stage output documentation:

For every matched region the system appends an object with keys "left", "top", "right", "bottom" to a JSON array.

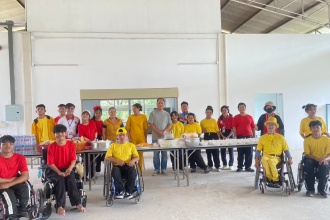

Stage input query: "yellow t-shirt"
[
  {"left": 103, "top": 117, "right": 123, "bottom": 141},
  {"left": 38, "top": 117, "right": 50, "bottom": 142},
  {"left": 185, "top": 123, "right": 202, "bottom": 135},
  {"left": 200, "top": 118, "right": 219, "bottom": 133},
  {"left": 304, "top": 136, "right": 330, "bottom": 159},
  {"left": 126, "top": 114, "right": 148, "bottom": 144},
  {"left": 300, "top": 117, "right": 327, "bottom": 136},
  {"left": 171, "top": 122, "right": 184, "bottom": 139},
  {"left": 257, "top": 133, "right": 289, "bottom": 156},
  {"left": 105, "top": 142, "right": 139, "bottom": 165}
]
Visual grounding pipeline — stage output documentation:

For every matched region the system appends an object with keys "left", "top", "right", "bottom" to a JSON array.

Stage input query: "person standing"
[
  {"left": 169, "top": 111, "right": 185, "bottom": 170},
  {"left": 31, "top": 104, "right": 55, "bottom": 144},
  {"left": 300, "top": 103, "right": 329, "bottom": 139},
  {"left": 217, "top": 105, "right": 234, "bottom": 170},
  {"left": 57, "top": 103, "right": 80, "bottom": 139},
  {"left": 91, "top": 105, "right": 104, "bottom": 176},
  {"left": 102, "top": 107, "right": 124, "bottom": 141},
  {"left": 126, "top": 103, "right": 148, "bottom": 171},
  {"left": 178, "top": 101, "right": 190, "bottom": 125},
  {"left": 200, "top": 106, "right": 221, "bottom": 172},
  {"left": 54, "top": 104, "right": 66, "bottom": 124},
  {"left": 256, "top": 101, "right": 284, "bottom": 136},
  {"left": 232, "top": 102, "right": 255, "bottom": 172},
  {"left": 149, "top": 98, "right": 172, "bottom": 176}
]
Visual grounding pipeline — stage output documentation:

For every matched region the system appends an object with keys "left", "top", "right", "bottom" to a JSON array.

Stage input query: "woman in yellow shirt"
[
  {"left": 200, "top": 106, "right": 221, "bottom": 172},
  {"left": 102, "top": 107, "right": 124, "bottom": 141},
  {"left": 299, "top": 104, "right": 329, "bottom": 139},
  {"left": 126, "top": 103, "right": 148, "bottom": 171},
  {"left": 169, "top": 111, "right": 185, "bottom": 170},
  {"left": 185, "top": 113, "right": 210, "bottom": 173}
]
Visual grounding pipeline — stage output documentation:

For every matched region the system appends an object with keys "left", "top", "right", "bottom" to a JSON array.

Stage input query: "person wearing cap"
[
  {"left": 54, "top": 104, "right": 67, "bottom": 124},
  {"left": 0, "top": 135, "right": 30, "bottom": 218},
  {"left": 102, "top": 107, "right": 124, "bottom": 141},
  {"left": 47, "top": 124, "right": 86, "bottom": 215},
  {"left": 303, "top": 120, "right": 330, "bottom": 198},
  {"left": 255, "top": 117, "right": 293, "bottom": 188},
  {"left": 256, "top": 101, "right": 284, "bottom": 136},
  {"left": 105, "top": 128, "right": 139, "bottom": 199},
  {"left": 126, "top": 103, "right": 148, "bottom": 171},
  {"left": 57, "top": 103, "right": 80, "bottom": 139},
  {"left": 31, "top": 104, "right": 56, "bottom": 144},
  {"left": 300, "top": 103, "right": 329, "bottom": 139},
  {"left": 78, "top": 110, "right": 98, "bottom": 178}
]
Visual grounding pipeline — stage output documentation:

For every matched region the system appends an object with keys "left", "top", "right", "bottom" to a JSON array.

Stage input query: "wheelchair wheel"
[
  {"left": 297, "top": 163, "right": 303, "bottom": 192},
  {"left": 260, "top": 182, "right": 265, "bottom": 194},
  {"left": 80, "top": 190, "right": 87, "bottom": 208},
  {"left": 106, "top": 195, "right": 114, "bottom": 207},
  {"left": 285, "top": 181, "right": 290, "bottom": 196},
  {"left": 38, "top": 203, "right": 52, "bottom": 220},
  {"left": 136, "top": 165, "right": 144, "bottom": 192},
  {"left": 135, "top": 196, "right": 140, "bottom": 204},
  {"left": 254, "top": 167, "right": 260, "bottom": 189},
  {"left": 286, "top": 162, "right": 296, "bottom": 192},
  {"left": 37, "top": 189, "right": 45, "bottom": 208}
]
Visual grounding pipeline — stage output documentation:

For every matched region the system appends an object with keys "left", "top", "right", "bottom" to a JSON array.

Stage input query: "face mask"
[{"left": 265, "top": 108, "right": 274, "bottom": 114}]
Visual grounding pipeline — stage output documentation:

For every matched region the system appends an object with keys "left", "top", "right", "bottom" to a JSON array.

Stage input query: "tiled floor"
[{"left": 25, "top": 149, "right": 330, "bottom": 220}]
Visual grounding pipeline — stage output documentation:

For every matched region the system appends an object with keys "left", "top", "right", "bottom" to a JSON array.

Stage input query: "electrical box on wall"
[{"left": 5, "top": 105, "right": 23, "bottom": 121}]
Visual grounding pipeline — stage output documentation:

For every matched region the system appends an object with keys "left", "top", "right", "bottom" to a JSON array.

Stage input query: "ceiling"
[{"left": 0, "top": 0, "right": 330, "bottom": 34}]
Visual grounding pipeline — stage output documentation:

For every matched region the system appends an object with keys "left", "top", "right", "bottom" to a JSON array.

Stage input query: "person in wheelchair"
[
  {"left": 105, "top": 128, "right": 139, "bottom": 199},
  {"left": 303, "top": 120, "right": 330, "bottom": 198},
  {"left": 0, "top": 135, "right": 29, "bottom": 220},
  {"left": 255, "top": 117, "right": 293, "bottom": 188},
  {"left": 47, "top": 124, "right": 86, "bottom": 216}
]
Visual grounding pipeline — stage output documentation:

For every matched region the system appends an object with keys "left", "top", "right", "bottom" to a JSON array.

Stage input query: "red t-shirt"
[
  {"left": 54, "top": 116, "right": 61, "bottom": 124},
  {"left": 0, "top": 154, "right": 28, "bottom": 178},
  {"left": 217, "top": 116, "right": 233, "bottom": 130},
  {"left": 232, "top": 114, "right": 255, "bottom": 136},
  {"left": 92, "top": 119, "right": 103, "bottom": 137},
  {"left": 47, "top": 141, "right": 77, "bottom": 169},
  {"left": 78, "top": 120, "right": 97, "bottom": 145}
]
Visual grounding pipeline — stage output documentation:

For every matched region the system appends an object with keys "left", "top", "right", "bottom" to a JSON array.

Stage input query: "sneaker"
[
  {"left": 228, "top": 166, "right": 233, "bottom": 170},
  {"left": 306, "top": 191, "right": 315, "bottom": 197},
  {"left": 115, "top": 191, "right": 125, "bottom": 199},
  {"left": 152, "top": 171, "right": 160, "bottom": 176},
  {"left": 125, "top": 192, "right": 134, "bottom": 199},
  {"left": 215, "top": 168, "right": 221, "bottom": 172},
  {"left": 161, "top": 170, "right": 168, "bottom": 176},
  {"left": 237, "top": 168, "right": 242, "bottom": 172},
  {"left": 17, "top": 206, "right": 29, "bottom": 217},
  {"left": 319, "top": 191, "right": 328, "bottom": 198},
  {"left": 266, "top": 182, "right": 274, "bottom": 187},
  {"left": 245, "top": 168, "right": 255, "bottom": 172},
  {"left": 204, "top": 167, "right": 211, "bottom": 173},
  {"left": 221, "top": 165, "right": 228, "bottom": 170},
  {"left": 273, "top": 181, "right": 281, "bottom": 188},
  {"left": 191, "top": 168, "right": 196, "bottom": 173}
]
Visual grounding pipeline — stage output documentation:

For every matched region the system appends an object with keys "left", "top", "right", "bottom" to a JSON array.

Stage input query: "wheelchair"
[
  {"left": 296, "top": 153, "right": 329, "bottom": 192},
  {"left": 254, "top": 155, "right": 296, "bottom": 196},
  {"left": 0, "top": 181, "right": 46, "bottom": 220},
  {"left": 104, "top": 162, "right": 144, "bottom": 207},
  {"left": 37, "top": 163, "right": 87, "bottom": 219}
]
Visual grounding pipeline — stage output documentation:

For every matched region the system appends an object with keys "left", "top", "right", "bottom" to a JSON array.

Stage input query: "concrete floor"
[{"left": 27, "top": 149, "right": 330, "bottom": 220}]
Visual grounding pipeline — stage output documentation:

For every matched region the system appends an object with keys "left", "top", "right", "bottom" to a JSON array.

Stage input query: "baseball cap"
[{"left": 116, "top": 128, "right": 127, "bottom": 135}]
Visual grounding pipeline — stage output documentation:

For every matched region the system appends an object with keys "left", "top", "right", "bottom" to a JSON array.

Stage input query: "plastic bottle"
[{"left": 31, "top": 135, "right": 36, "bottom": 153}]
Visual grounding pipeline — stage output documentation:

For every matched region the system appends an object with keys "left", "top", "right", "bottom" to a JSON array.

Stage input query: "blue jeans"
[{"left": 153, "top": 140, "right": 168, "bottom": 171}]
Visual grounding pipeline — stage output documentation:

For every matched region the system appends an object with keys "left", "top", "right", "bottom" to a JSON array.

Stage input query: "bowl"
[
  {"left": 185, "top": 138, "right": 200, "bottom": 147},
  {"left": 75, "top": 142, "right": 87, "bottom": 152}
]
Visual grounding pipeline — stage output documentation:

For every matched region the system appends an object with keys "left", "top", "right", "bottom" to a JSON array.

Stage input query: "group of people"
[{"left": 1, "top": 100, "right": 330, "bottom": 219}]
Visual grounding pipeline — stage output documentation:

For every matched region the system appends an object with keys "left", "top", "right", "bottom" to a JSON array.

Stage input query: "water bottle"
[{"left": 31, "top": 135, "right": 36, "bottom": 153}]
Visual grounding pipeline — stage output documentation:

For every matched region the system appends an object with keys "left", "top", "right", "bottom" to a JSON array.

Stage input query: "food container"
[
  {"left": 91, "top": 140, "right": 111, "bottom": 150},
  {"left": 185, "top": 138, "right": 200, "bottom": 147},
  {"left": 158, "top": 139, "right": 180, "bottom": 148},
  {"left": 75, "top": 142, "right": 87, "bottom": 152}
]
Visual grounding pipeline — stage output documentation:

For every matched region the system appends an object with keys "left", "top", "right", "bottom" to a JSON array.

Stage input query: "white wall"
[
  {"left": 31, "top": 33, "right": 220, "bottom": 121},
  {"left": 225, "top": 34, "right": 330, "bottom": 149},
  {"left": 27, "top": 0, "right": 220, "bottom": 33}
]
